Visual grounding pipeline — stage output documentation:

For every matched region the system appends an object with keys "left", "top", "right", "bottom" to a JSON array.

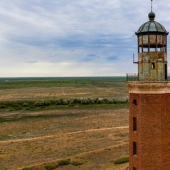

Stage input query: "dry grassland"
[
  {"left": 0, "top": 108, "right": 129, "bottom": 170},
  {"left": 0, "top": 82, "right": 128, "bottom": 101},
  {"left": 0, "top": 79, "right": 129, "bottom": 170}
]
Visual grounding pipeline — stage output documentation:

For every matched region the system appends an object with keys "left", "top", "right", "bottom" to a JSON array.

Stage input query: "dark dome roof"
[
  {"left": 148, "top": 12, "right": 155, "bottom": 21},
  {"left": 136, "top": 12, "right": 169, "bottom": 35}
]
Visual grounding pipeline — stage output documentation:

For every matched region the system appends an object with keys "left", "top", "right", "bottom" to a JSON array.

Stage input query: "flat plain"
[{"left": 0, "top": 77, "right": 129, "bottom": 170}]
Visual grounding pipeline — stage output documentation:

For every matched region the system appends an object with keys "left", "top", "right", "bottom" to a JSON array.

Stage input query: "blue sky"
[{"left": 0, "top": 0, "right": 170, "bottom": 77}]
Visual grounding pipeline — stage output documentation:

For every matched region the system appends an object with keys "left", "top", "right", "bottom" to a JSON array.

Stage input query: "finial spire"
[
  {"left": 151, "top": 0, "right": 153, "bottom": 12},
  {"left": 148, "top": 0, "right": 155, "bottom": 21}
]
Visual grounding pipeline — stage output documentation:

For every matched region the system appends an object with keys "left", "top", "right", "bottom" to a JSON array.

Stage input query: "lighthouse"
[{"left": 127, "top": 2, "right": 170, "bottom": 170}]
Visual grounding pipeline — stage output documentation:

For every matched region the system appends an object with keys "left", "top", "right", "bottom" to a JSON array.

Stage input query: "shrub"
[
  {"left": 68, "top": 99, "right": 74, "bottom": 105},
  {"left": 114, "top": 157, "right": 129, "bottom": 164},
  {"left": 112, "top": 99, "right": 118, "bottom": 104},
  {"left": 62, "top": 99, "right": 69, "bottom": 105},
  {"left": 107, "top": 100, "right": 113, "bottom": 104},
  {"left": 94, "top": 98, "right": 99, "bottom": 103},
  {"left": 44, "top": 101, "right": 51, "bottom": 106},
  {"left": 80, "top": 99, "right": 88, "bottom": 104},
  {"left": 87, "top": 98, "right": 93, "bottom": 104},
  {"left": 71, "top": 161, "right": 84, "bottom": 166},
  {"left": 44, "top": 164, "right": 57, "bottom": 170},
  {"left": 58, "top": 158, "right": 71, "bottom": 166},
  {"left": 34, "top": 101, "right": 44, "bottom": 106},
  {"left": 22, "top": 168, "right": 34, "bottom": 170},
  {"left": 0, "top": 105, "right": 5, "bottom": 109},
  {"left": 103, "top": 98, "right": 109, "bottom": 103},
  {"left": 96, "top": 100, "right": 102, "bottom": 104},
  {"left": 73, "top": 98, "right": 81, "bottom": 104},
  {"left": 23, "top": 102, "right": 29, "bottom": 107},
  {"left": 56, "top": 99, "right": 66, "bottom": 105}
]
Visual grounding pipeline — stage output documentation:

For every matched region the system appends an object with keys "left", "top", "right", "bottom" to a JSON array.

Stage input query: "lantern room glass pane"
[
  {"left": 149, "top": 22, "right": 157, "bottom": 31},
  {"left": 143, "top": 35, "right": 148, "bottom": 44},
  {"left": 139, "top": 23, "right": 145, "bottom": 31},
  {"left": 161, "top": 25, "right": 166, "bottom": 32},
  {"left": 142, "top": 23, "right": 150, "bottom": 32},
  {"left": 155, "top": 22, "right": 163, "bottom": 32},
  {"left": 150, "top": 35, "right": 156, "bottom": 44},
  {"left": 163, "top": 36, "right": 166, "bottom": 45},
  {"left": 139, "top": 36, "right": 142, "bottom": 46},
  {"left": 157, "top": 35, "right": 162, "bottom": 45}
]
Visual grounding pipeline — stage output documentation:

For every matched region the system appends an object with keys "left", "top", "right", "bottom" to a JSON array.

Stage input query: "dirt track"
[{"left": 0, "top": 108, "right": 129, "bottom": 170}]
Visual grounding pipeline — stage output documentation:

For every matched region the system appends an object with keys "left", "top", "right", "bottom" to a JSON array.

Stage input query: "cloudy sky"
[{"left": 0, "top": 0, "right": 170, "bottom": 77}]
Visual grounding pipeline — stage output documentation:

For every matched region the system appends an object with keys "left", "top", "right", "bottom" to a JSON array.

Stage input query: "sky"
[{"left": 0, "top": 0, "right": 170, "bottom": 77}]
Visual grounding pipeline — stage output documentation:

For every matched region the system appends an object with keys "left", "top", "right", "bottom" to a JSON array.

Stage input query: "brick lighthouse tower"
[{"left": 127, "top": 2, "right": 170, "bottom": 170}]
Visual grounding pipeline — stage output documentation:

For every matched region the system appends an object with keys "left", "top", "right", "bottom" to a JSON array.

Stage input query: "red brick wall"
[{"left": 129, "top": 93, "right": 170, "bottom": 170}]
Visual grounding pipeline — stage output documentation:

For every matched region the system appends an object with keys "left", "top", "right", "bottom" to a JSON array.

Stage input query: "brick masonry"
[{"left": 129, "top": 92, "right": 170, "bottom": 170}]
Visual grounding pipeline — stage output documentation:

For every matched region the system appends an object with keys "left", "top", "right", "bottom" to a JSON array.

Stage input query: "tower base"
[{"left": 127, "top": 82, "right": 170, "bottom": 170}]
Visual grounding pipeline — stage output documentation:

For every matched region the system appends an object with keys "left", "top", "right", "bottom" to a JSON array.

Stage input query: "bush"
[
  {"left": 94, "top": 98, "right": 99, "bottom": 103},
  {"left": 72, "top": 98, "right": 81, "bottom": 104},
  {"left": 113, "top": 157, "right": 129, "bottom": 164},
  {"left": 103, "top": 98, "right": 109, "bottom": 103},
  {"left": 23, "top": 102, "right": 29, "bottom": 107},
  {"left": 68, "top": 99, "right": 74, "bottom": 105},
  {"left": 56, "top": 99, "right": 61, "bottom": 105},
  {"left": 71, "top": 161, "right": 84, "bottom": 166},
  {"left": 44, "top": 101, "right": 51, "bottom": 106},
  {"left": 62, "top": 99, "right": 69, "bottom": 105},
  {"left": 0, "top": 105, "right": 5, "bottom": 109},
  {"left": 96, "top": 100, "right": 102, "bottom": 104},
  {"left": 112, "top": 99, "right": 118, "bottom": 104},
  {"left": 22, "top": 168, "right": 34, "bottom": 170},
  {"left": 58, "top": 158, "right": 71, "bottom": 166},
  {"left": 80, "top": 99, "right": 88, "bottom": 104},
  {"left": 34, "top": 101, "right": 44, "bottom": 106},
  {"left": 44, "top": 164, "right": 57, "bottom": 170}
]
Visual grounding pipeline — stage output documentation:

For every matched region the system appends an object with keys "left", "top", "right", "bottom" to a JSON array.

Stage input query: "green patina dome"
[{"left": 136, "top": 12, "right": 169, "bottom": 35}]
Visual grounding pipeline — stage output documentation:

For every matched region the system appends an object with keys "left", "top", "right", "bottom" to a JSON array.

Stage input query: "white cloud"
[{"left": 0, "top": 0, "right": 170, "bottom": 77}]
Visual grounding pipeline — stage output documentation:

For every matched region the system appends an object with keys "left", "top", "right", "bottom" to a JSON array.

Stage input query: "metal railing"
[
  {"left": 126, "top": 73, "right": 139, "bottom": 81},
  {"left": 126, "top": 73, "right": 170, "bottom": 81}
]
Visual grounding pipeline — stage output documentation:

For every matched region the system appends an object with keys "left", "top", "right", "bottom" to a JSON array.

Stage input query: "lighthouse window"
[
  {"left": 152, "top": 63, "right": 155, "bottom": 69},
  {"left": 133, "top": 99, "right": 137, "bottom": 106},
  {"left": 133, "top": 142, "right": 137, "bottom": 155},
  {"left": 143, "top": 47, "right": 148, "bottom": 52},
  {"left": 160, "top": 47, "right": 165, "bottom": 52},
  {"left": 157, "top": 47, "right": 161, "bottom": 52},
  {"left": 150, "top": 47, "right": 156, "bottom": 52},
  {"left": 133, "top": 117, "right": 137, "bottom": 131},
  {"left": 139, "top": 47, "right": 142, "bottom": 53},
  {"left": 157, "top": 46, "right": 165, "bottom": 52}
]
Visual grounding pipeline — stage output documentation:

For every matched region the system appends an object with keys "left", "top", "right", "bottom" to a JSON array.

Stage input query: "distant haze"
[{"left": 0, "top": 0, "right": 170, "bottom": 77}]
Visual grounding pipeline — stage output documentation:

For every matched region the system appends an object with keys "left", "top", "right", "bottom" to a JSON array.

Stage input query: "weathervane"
[{"left": 151, "top": 0, "right": 153, "bottom": 12}]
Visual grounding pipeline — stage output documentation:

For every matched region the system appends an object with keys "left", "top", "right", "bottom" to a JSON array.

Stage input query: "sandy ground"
[{"left": 0, "top": 108, "right": 129, "bottom": 170}]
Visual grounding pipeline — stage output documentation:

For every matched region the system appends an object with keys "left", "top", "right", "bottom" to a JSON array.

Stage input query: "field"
[{"left": 0, "top": 77, "right": 129, "bottom": 170}]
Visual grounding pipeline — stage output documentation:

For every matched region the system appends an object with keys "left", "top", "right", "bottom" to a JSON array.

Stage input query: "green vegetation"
[
  {"left": 43, "top": 159, "right": 71, "bottom": 170},
  {"left": 22, "top": 168, "right": 34, "bottom": 170},
  {"left": 57, "top": 158, "right": 71, "bottom": 166},
  {"left": 0, "top": 77, "right": 126, "bottom": 89},
  {"left": 0, "top": 98, "right": 128, "bottom": 113},
  {"left": 113, "top": 157, "right": 129, "bottom": 164},
  {"left": 25, "top": 159, "right": 83, "bottom": 170},
  {"left": 44, "top": 164, "right": 57, "bottom": 170},
  {"left": 71, "top": 161, "right": 84, "bottom": 166}
]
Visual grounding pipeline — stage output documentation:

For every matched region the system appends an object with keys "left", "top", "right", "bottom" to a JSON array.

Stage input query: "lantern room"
[{"left": 135, "top": 11, "right": 169, "bottom": 81}]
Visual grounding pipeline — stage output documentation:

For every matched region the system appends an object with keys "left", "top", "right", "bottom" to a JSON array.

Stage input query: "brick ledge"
[{"left": 126, "top": 81, "right": 170, "bottom": 94}]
